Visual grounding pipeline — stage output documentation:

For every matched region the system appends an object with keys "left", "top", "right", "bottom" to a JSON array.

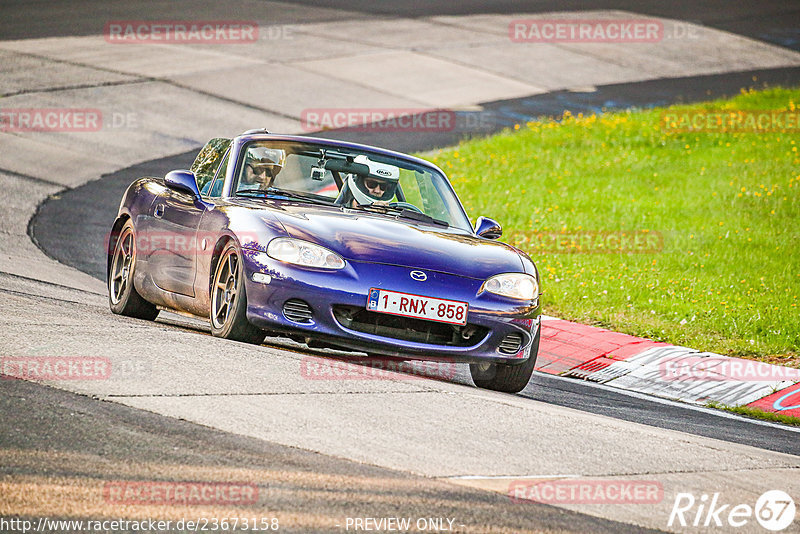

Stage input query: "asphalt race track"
[
  {"left": 2, "top": 1, "right": 800, "bottom": 533},
  {"left": 1, "top": 0, "right": 798, "bottom": 51},
  {"left": 31, "top": 141, "right": 800, "bottom": 456},
  {"left": 3, "top": 376, "right": 659, "bottom": 534}
]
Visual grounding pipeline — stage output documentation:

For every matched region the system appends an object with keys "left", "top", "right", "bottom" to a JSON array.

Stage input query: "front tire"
[
  {"left": 470, "top": 327, "right": 540, "bottom": 393},
  {"left": 108, "top": 221, "right": 159, "bottom": 320},
  {"left": 210, "top": 242, "right": 266, "bottom": 345}
]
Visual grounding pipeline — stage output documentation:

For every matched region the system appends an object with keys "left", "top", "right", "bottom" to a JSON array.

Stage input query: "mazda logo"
[{"left": 410, "top": 270, "right": 427, "bottom": 281}]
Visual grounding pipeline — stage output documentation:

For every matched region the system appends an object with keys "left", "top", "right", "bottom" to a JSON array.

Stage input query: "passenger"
[{"left": 346, "top": 155, "right": 400, "bottom": 206}]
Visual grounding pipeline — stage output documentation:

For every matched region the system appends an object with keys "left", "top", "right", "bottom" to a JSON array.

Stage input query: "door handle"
[{"left": 154, "top": 204, "right": 165, "bottom": 218}]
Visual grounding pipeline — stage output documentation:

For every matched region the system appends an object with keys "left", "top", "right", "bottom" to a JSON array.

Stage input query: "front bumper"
[{"left": 241, "top": 249, "right": 540, "bottom": 364}]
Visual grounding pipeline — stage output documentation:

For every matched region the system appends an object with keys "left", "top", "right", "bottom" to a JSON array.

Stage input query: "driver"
[
  {"left": 239, "top": 146, "right": 285, "bottom": 191},
  {"left": 347, "top": 155, "right": 400, "bottom": 206}
]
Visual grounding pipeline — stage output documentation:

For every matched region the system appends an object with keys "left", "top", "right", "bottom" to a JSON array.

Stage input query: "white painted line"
[
  {"left": 447, "top": 474, "right": 579, "bottom": 480},
  {"left": 537, "top": 372, "right": 800, "bottom": 434}
]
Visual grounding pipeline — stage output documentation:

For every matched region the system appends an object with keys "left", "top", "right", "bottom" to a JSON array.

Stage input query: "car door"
[
  {"left": 147, "top": 140, "right": 230, "bottom": 297},
  {"left": 146, "top": 185, "right": 205, "bottom": 297}
]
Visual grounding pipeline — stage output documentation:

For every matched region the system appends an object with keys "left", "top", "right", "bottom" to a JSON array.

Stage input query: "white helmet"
[
  {"left": 348, "top": 155, "right": 400, "bottom": 205},
  {"left": 245, "top": 146, "right": 285, "bottom": 177}
]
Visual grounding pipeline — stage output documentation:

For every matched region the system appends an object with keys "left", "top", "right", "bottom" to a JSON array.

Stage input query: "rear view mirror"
[
  {"left": 324, "top": 159, "right": 370, "bottom": 176},
  {"left": 165, "top": 170, "right": 200, "bottom": 198}
]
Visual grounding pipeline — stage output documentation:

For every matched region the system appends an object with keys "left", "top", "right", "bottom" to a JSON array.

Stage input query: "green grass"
[
  {"left": 425, "top": 87, "right": 800, "bottom": 363},
  {"left": 707, "top": 402, "right": 800, "bottom": 427}
]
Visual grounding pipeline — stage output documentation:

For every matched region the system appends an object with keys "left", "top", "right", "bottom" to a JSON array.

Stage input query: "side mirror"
[
  {"left": 165, "top": 170, "right": 200, "bottom": 198},
  {"left": 475, "top": 216, "right": 502, "bottom": 239}
]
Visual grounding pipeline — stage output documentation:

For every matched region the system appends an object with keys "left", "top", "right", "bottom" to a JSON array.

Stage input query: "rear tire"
[
  {"left": 470, "top": 327, "right": 540, "bottom": 393},
  {"left": 108, "top": 221, "right": 159, "bottom": 320},
  {"left": 210, "top": 242, "right": 266, "bottom": 345}
]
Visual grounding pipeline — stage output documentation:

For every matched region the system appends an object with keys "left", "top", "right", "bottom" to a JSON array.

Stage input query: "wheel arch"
[
  {"left": 107, "top": 214, "right": 131, "bottom": 280},
  {"left": 209, "top": 234, "right": 239, "bottom": 294}
]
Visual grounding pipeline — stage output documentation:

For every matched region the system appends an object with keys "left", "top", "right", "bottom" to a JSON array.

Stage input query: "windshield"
[{"left": 233, "top": 140, "right": 472, "bottom": 231}]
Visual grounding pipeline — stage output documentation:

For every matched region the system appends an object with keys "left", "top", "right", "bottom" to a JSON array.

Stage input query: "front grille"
[
  {"left": 498, "top": 333, "right": 523, "bottom": 354},
  {"left": 283, "top": 299, "right": 314, "bottom": 323},
  {"left": 333, "top": 306, "right": 488, "bottom": 347}
]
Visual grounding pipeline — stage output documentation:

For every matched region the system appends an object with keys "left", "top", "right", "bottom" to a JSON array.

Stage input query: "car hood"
[{"left": 263, "top": 203, "right": 524, "bottom": 279}]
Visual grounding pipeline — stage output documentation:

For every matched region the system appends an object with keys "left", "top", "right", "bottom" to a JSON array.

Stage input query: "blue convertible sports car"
[{"left": 108, "top": 130, "right": 541, "bottom": 392}]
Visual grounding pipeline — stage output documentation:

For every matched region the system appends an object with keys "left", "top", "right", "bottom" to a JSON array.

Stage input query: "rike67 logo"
[{"left": 669, "top": 490, "right": 795, "bottom": 531}]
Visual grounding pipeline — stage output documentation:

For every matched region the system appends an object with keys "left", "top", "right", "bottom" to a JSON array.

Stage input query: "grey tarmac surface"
[
  {"left": 2, "top": 375, "right": 658, "bottom": 534},
  {"left": 1, "top": 0, "right": 798, "bottom": 52}
]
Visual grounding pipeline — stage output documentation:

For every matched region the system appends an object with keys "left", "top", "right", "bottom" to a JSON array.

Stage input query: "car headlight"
[
  {"left": 482, "top": 273, "right": 538, "bottom": 300},
  {"left": 267, "top": 238, "right": 345, "bottom": 269}
]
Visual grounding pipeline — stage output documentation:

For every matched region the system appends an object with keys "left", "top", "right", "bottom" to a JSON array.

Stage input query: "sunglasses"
[
  {"left": 248, "top": 164, "right": 271, "bottom": 175},
  {"left": 364, "top": 178, "right": 390, "bottom": 192}
]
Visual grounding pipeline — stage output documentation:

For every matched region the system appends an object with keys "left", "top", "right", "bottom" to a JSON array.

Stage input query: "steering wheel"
[{"left": 389, "top": 201, "right": 423, "bottom": 213}]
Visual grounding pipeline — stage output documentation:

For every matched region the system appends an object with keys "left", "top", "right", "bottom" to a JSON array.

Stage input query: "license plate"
[{"left": 367, "top": 288, "right": 468, "bottom": 325}]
